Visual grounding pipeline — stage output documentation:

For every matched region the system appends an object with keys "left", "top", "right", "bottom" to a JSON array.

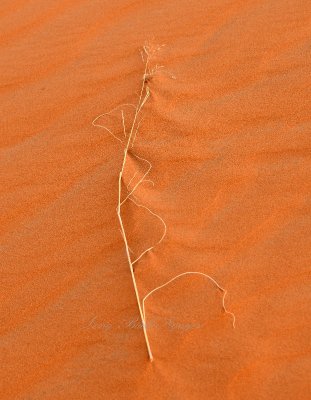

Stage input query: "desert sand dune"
[{"left": 1, "top": 1, "right": 310, "bottom": 399}]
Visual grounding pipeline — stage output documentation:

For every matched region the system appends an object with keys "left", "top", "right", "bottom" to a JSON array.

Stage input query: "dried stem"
[
  {"left": 142, "top": 272, "right": 236, "bottom": 329},
  {"left": 92, "top": 45, "right": 235, "bottom": 362},
  {"left": 115, "top": 48, "right": 154, "bottom": 361}
]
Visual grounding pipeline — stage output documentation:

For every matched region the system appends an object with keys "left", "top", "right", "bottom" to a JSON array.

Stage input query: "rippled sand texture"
[{"left": 1, "top": 1, "right": 310, "bottom": 399}]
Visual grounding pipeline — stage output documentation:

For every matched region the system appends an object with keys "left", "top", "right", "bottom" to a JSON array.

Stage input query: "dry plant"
[{"left": 92, "top": 44, "right": 235, "bottom": 362}]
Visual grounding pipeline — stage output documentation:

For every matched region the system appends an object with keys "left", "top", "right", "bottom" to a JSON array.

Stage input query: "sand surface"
[{"left": 1, "top": 1, "right": 310, "bottom": 399}]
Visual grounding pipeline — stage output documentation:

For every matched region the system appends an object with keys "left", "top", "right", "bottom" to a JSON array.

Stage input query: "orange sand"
[{"left": 1, "top": 1, "right": 310, "bottom": 399}]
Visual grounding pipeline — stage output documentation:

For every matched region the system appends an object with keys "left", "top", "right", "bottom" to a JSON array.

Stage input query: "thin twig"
[
  {"left": 142, "top": 271, "right": 236, "bottom": 329},
  {"left": 92, "top": 45, "right": 235, "bottom": 362},
  {"left": 92, "top": 103, "right": 136, "bottom": 144},
  {"left": 116, "top": 48, "right": 154, "bottom": 361},
  {"left": 129, "top": 197, "right": 167, "bottom": 266},
  {"left": 127, "top": 171, "right": 138, "bottom": 190},
  {"left": 121, "top": 153, "right": 152, "bottom": 206},
  {"left": 121, "top": 109, "right": 126, "bottom": 137}
]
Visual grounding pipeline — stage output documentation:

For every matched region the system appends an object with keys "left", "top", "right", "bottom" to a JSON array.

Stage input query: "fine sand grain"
[{"left": 1, "top": 1, "right": 310, "bottom": 399}]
